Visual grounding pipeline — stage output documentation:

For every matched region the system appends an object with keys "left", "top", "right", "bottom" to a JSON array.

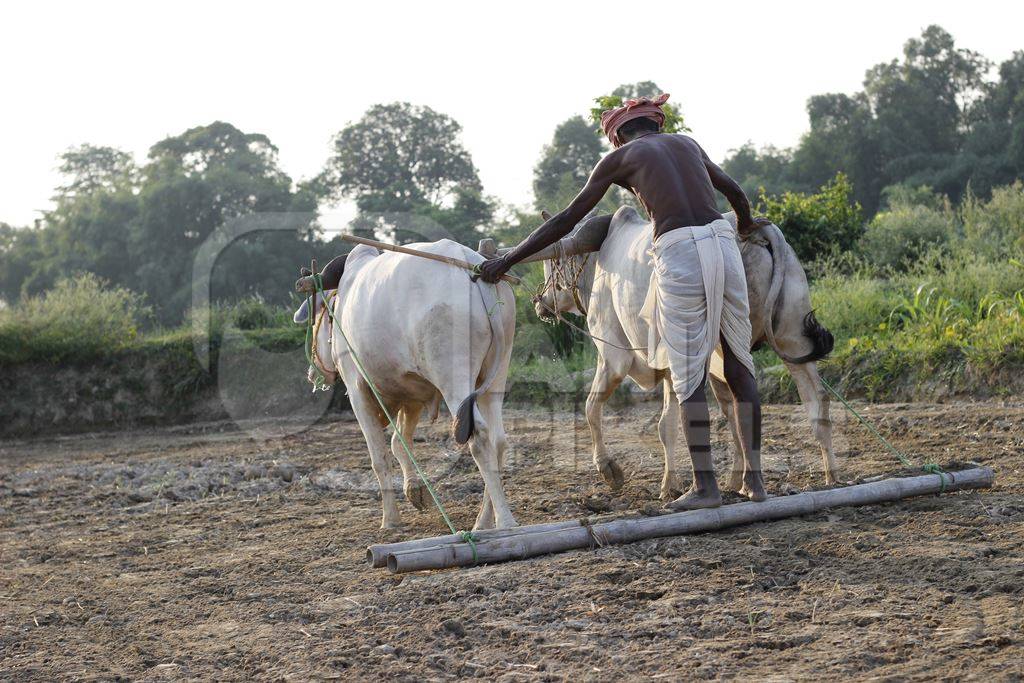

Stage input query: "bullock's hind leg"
[
  {"left": 785, "top": 361, "right": 839, "bottom": 484},
  {"left": 390, "top": 403, "right": 429, "bottom": 511},
  {"left": 658, "top": 377, "right": 683, "bottom": 501},
  {"left": 467, "top": 392, "right": 516, "bottom": 530},
  {"left": 586, "top": 357, "right": 626, "bottom": 491},
  {"left": 709, "top": 375, "right": 746, "bottom": 492},
  {"left": 473, "top": 393, "right": 512, "bottom": 530},
  {"left": 350, "top": 379, "right": 401, "bottom": 529}
]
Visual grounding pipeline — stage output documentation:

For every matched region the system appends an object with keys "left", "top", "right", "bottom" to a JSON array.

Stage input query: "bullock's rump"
[{"left": 640, "top": 219, "right": 755, "bottom": 401}]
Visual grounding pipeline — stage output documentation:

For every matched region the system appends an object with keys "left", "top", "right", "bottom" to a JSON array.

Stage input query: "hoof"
[
  {"left": 405, "top": 480, "right": 430, "bottom": 511},
  {"left": 727, "top": 470, "right": 744, "bottom": 493},
  {"left": 739, "top": 473, "right": 768, "bottom": 502},
  {"left": 472, "top": 517, "right": 496, "bottom": 531},
  {"left": 487, "top": 516, "right": 518, "bottom": 531},
  {"left": 380, "top": 519, "right": 403, "bottom": 530},
  {"left": 659, "top": 473, "right": 683, "bottom": 502},
  {"left": 598, "top": 460, "right": 625, "bottom": 491},
  {"left": 665, "top": 489, "right": 722, "bottom": 511}
]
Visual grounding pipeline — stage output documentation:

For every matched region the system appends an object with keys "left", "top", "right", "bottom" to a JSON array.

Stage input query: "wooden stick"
[
  {"left": 367, "top": 519, "right": 585, "bottom": 568},
  {"left": 384, "top": 468, "right": 994, "bottom": 573},
  {"left": 340, "top": 234, "right": 521, "bottom": 285}
]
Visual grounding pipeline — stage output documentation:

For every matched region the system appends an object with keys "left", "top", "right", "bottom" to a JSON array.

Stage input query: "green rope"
[
  {"left": 820, "top": 377, "right": 945, "bottom": 492},
  {"left": 308, "top": 274, "right": 480, "bottom": 556}
]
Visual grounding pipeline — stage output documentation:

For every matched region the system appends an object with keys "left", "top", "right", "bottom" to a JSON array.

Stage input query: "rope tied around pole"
[
  {"left": 304, "top": 266, "right": 481, "bottom": 551},
  {"left": 820, "top": 377, "right": 945, "bottom": 492}
]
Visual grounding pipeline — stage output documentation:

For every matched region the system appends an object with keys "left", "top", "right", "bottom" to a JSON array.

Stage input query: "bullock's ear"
[
  {"left": 293, "top": 298, "right": 310, "bottom": 324},
  {"left": 541, "top": 210, "right": 552, "bottom": 221}
]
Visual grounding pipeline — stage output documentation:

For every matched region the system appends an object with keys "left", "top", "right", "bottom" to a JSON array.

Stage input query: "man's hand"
[
  {"left": 739, "top": 216, "right": 773, "bottom": 236},
  {"left": 477, "top": 255, "right": 510, "bottom": 284}
]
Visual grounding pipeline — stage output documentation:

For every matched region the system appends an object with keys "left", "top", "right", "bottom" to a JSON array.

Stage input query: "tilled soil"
[{"left": 2, "top": 400, "right": 1023, "bottom": 680}]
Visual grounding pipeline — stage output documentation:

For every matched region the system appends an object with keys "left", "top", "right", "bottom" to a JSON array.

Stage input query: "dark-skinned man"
[{"left": 478, "top": 94, "right": 770, "bottom": 509}]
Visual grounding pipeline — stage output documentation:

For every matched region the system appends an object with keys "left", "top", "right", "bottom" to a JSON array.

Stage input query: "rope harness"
[
  {"left": 534, "top": 242, "right": 592, "bottom": 316},
  {"left": 305, "top": 271, "right": 479, "bottom": 561},
  {"left": 532, "top": 248, "right": 646, "bottom": 353}
]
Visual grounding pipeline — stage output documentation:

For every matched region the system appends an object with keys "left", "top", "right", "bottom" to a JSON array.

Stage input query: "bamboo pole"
[
  {"left": 339, "top": 234, "right": 521, "bottom": 285},
  {"left": 384, "top": 468, "right": 993, "bottom": 574},
  {"left": 367, "top": 519, "right": 585, "bottom": 568}
]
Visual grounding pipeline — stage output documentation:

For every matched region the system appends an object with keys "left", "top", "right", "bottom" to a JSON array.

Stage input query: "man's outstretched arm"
[
  {"left": 477, "top": 154, "right": 620, "bottom": 282},
  {"left": 699, "top": 145, "right": 768, "bottom": 234}
]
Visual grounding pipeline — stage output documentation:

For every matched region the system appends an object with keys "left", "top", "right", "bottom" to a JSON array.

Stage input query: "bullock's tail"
[
  {"left": 787, "top": 310, "right": 835, "bottom": 364},
  {"left": 452, "top": 279, "right": 509, "bottom": 445},
  {"left": 760, "top": 223, "right": 835, "bottom": 364}
]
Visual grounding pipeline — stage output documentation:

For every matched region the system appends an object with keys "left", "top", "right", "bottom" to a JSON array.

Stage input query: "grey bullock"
[{"left": 518, "top": 207, "right": 838, "bottom": 498}]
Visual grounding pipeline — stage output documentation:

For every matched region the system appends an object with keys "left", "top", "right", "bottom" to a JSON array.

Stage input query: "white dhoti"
[{"left": 640, "top": 218, "right": 755, "bottom": 401}]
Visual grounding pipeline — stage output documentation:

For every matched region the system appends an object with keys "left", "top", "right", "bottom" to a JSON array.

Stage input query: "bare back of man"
[{"left": 600, "top": 133, "right": 731, "bottom": 239}]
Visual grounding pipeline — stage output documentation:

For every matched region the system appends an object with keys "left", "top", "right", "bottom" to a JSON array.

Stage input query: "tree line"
[{"left": 1, "top": 25, "right": 1021, "bottom": 324}]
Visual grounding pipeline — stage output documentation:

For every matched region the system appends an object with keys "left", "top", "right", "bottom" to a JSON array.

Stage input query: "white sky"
[{"left": 2, "top": 0, "right": 1022, "bottom": 227}]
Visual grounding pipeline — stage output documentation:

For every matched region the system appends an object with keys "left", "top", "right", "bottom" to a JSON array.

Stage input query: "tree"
[
  {"left": 317, "top": 102, "right": 492, "bottom": 245},
  {"left": 721, "top": 143, "right": 795, "bottom": 201},
  {"left": 132, "top": 121, "right": 314, "bottom": 321},
  {"left": 55, "top": 144, "right": 138, "bottom": 198},
  {"left": 532, "top": 116, "right": 604, "bottom": 211},
  {"left": 14, "top": 145, "right": 142, "bottom": 300},
  {"left": 789, "top": 92, "right": 883, "bottom": 213},
  {"left": 0, "top": 223, "right": 42, "bottom": 304},
  {"left": 722, "top": 25, "right": 1009, "bottom": 217}
]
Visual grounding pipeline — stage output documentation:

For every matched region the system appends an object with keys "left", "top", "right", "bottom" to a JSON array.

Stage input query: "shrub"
[
  {"left": 229, "top": 295, "right": 295, "bottom": 330},
  {"left": 758, "top": 173, "right": 864, "bottom": 263},
  {"left": 858, "top": 203, "right": 956, "bottom": 271},
  {"left": 961, "top": 181, "right": 1024, "bottom": 260},
  {"left": 0, "top": 273, "right": 151, "bottom": 364}
]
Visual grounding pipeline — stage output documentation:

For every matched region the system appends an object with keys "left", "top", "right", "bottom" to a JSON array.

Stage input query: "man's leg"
[
  {"left": 721, "top": 338, "right": 767, "bottom": 501},
  {"left": 666, "top": 372, "right": 723, "bottom": 510}
]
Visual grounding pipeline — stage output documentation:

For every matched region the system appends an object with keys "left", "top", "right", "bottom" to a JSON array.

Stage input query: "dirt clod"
[{"left": 441, "top": 619, "right": 466, "bottom": 638}]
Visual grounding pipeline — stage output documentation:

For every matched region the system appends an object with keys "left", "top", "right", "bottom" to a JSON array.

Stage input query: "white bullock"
[
  {"left": 296, "top": 240, "right": 517, "bottom": 530},
  {"left": 530, "top": 207, "right": 839, "bottom": 498}
]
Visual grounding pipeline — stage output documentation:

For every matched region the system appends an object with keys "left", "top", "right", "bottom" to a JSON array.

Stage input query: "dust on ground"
[{"left": 2, "top": 399, "right": 1023, "bottom": 680}]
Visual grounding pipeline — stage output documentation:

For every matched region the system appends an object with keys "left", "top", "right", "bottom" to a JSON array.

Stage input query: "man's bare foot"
[
  {"left": 665, "top": 486, "right": 722, "bottom": 511},
  {"left": 739, "top": 471, "right": 768, "bottom": 502}
]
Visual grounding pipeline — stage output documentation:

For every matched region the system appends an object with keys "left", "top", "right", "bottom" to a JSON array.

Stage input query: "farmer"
[{"left": 478, "top": 94, "right": 770, "bottom": 509}]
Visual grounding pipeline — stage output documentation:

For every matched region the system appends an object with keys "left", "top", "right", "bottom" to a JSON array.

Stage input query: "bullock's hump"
[{"left": 610, "top": 205, "right": 646, "bottom": 233}]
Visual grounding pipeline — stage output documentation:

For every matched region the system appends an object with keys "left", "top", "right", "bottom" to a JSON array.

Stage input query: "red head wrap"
[{"left": 599, "top": 93, "right": 670, "bottom": 147}]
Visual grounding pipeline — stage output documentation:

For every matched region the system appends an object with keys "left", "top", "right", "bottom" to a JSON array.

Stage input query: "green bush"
[
  {"left": 809, "top": 272, "right": 900, "bottom": 342},
  {"left": 961, "top": 181, "right": 1024, "bottom": 260},
  {"left": 0, "top": 273, "right": 151, "bottom": 364},
  {"left": 858, "top": 203, "right": 956, "bottom": 271},
  {"left": 228, "top": 295, "right": 296, "bottom": 330},
  {"left": 758, "top": 173, "right": 864, "bottom": 263}
]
